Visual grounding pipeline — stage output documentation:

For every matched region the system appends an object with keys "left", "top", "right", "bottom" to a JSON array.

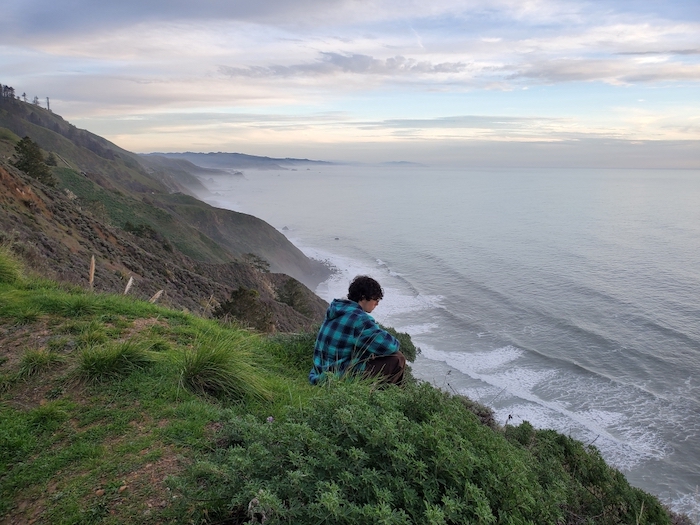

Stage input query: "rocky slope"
[{"left": 0, "top": 97, "right": 329, "bottom": 332}]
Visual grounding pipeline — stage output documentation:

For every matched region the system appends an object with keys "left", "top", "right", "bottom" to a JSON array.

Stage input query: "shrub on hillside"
[
  {"left": 504, "top": 421, "right": 672, "bottom": 525},
  {"left": 45, "top": 152, "right": 58, "bottom": 166},
  {"left": 12, "top": 136, "right": 57, "bottom": 187},
  {"left": 242, "top": 253, "right": 270, "bottom": 273},
  {"left": 176, "top": 381, "right": 675, "bottom": 525},
  {"left": 382, "top": 325, "right": 420, "bottom": 362},
  {"left": 213, "top": 286, "right": 273, "bottom": 332},
  {"left": 177, "top": 381, "right": 564, "bottom": 524},
  {"left": 276, "top": 278, "right": 312, "bottom": 316}
]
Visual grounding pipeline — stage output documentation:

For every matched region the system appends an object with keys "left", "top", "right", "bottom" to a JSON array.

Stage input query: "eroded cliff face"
[
  {"left": 1, "top": 98, "right": 330, "bottom": 282},
  {"left": 0, "top": 160, "right": 327, "bottom": 332}
]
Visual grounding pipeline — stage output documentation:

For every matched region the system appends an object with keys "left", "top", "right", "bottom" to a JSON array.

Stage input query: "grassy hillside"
[
  {"left": 0, "top": 95, "right": 330, "bottom": 334},
  {"left": 0, "top": 158, "right": 327, "bottom": 332},
  {"left": 0, "top": 250, "right": 690, "bottom": 525},
  {"left": 0, "top": 97, "right": 329, "bottom": 286}
]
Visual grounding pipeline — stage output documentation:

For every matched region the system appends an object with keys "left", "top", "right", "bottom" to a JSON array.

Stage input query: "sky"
[{"left": 2, "top": 0, "right": 700, "bottom": 167}]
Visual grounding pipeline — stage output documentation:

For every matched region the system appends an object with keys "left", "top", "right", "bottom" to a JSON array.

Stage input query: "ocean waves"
[{"left": 194, "top": 165, "right": 700, "bottom": 521}]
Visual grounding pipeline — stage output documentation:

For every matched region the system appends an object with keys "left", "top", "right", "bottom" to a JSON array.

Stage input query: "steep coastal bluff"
[{"left": 0, "top": 97, "right": 330, "bottom": 331}]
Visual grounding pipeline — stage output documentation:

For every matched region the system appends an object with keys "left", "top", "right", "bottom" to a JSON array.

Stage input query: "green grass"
[
  {"left": 75, "top": 320, "right": 108, "bottom": 348},
  {"left": 0, "top": 262, "right": 689, "bottom": 525},
  {"left": 0, "top": 126, "right": 21, "bottom": 143},
  {"left": 0, "top": 244, "right": 23, "bottom": 284},
  {"left": 77, "top": 340, "right": 155, "bottom": 383},
  {"left": 177, "top": 330, "right": 272, "bottom": 401},
  {"left": 52, "top": 167, "right": 234, "bottom": 264},
  {"left": 18, "top": 349, "right": 65, "bottom": 379}
]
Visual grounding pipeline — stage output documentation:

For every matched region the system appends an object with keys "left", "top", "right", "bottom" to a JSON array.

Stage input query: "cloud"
[
  {"left": 3, "top": 0, "right": 700, "bottom": 166},
  {"left": 617, "top": 49, "right": 700, "bottom": 56},
  {"left": 508, "top": 57, "right": 700, "bottom": 84},
  {"left": 364, "top": 115, "right": 563, "bottom": 130},
  {"left": 219, "top": 53, "right": 468, "bottom": 78},
  {"left": 6, "top": 0, "right": 688, "bottom": 42},
  {"left": 1, "top": 0, "right": 353, "bottom": 38}
]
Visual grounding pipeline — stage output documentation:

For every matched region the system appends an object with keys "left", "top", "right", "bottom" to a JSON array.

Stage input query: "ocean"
[{"left": 195, "top": 165, "right": 700, "bottom": 520}]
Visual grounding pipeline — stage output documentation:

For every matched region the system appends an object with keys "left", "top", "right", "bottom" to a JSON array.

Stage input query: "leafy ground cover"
[{"left": 0, "top": 249, "right": 691, "bottom": 524}]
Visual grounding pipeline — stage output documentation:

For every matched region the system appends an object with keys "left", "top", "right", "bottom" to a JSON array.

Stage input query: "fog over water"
[{"left": 194, "top": 165, "right": 700, "bottom": 521}]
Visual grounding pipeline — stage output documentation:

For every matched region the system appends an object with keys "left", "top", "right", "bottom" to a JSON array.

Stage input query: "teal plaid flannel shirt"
[{"left": 309, "top": 299, "right": 400, "bottom": 385}]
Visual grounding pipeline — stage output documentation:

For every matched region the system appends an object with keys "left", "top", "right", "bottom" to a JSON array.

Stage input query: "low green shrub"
[
  {"left": 276, "top": 278, "right": 312, "bottom": 316},
  {"left": 505, "top": 422, "right": 671, "bottom": 525},
  {"left": 176, "top": 380, "right": 674, "bottom": 525},
  {"left": 77, "top": 340, "right": 153, "bottom": 383},
  {"left": 264, "top": 331, "right": 317, "bottom": 376},
  {"left": 382, "top": 326, "right": 420, "bottom": 362},
  {"left": 176, "top": 381, "right": 559, "bottom": 525},
  {"left": 213, "top": 286, "right": 273, "bottom": 332}
]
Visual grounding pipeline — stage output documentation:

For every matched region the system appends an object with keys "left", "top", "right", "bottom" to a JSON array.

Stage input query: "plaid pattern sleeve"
[{"left": 309, "top": 299, "right": 400, "bottom": 384}]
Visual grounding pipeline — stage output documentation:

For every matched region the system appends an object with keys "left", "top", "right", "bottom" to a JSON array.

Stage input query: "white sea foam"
[
  {"left": 396, "top": 323, "right": 438, "bottom": 335},
  {"left": 196, "top": 168, "right": 700, "bottom": 523},
  {"left": 294, "top": 242, "right": 443, "bottom": 324},
  {"left": 422, "top": 345, "right": 524, "bottom": 372},
  {"left": 418, "top": 344, "right": 671, "bottom": 471},
  {"left": 670, "top": 490, "right": 700, "bottom": 523}
]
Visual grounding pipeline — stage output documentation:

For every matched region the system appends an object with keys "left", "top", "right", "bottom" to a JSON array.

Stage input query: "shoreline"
[
  {"left": 192, "top": 167, "right": 700, "bottom": 522},
  {"left": 286, "top": 234, "right": 700, "bottom": 523}
]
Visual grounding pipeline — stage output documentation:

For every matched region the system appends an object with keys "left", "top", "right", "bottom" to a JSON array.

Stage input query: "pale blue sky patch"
[{"left": 2, "top": 0, "right": 699, "bottom": 166}]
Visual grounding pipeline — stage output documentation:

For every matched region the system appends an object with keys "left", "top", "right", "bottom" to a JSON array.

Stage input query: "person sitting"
[{"left": 309, "top": 275, "right": 406, "bottom": 385}]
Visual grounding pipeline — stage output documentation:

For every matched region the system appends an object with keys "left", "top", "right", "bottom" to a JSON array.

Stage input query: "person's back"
[{"left": 309, "top": 275, "right": 406, "bottom": 385}]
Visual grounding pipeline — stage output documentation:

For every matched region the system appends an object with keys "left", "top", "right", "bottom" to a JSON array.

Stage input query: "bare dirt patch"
[
  {"left": 121, "top": 317, "right": 168, "bottom": 340},
  {"left": 0, "top": 320, "right": 53, "bottom": 370}
]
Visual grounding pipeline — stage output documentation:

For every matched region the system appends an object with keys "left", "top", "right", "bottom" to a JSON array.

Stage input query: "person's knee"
[{"left": 395, "top": 351, "right": 406, "bottom": 368}]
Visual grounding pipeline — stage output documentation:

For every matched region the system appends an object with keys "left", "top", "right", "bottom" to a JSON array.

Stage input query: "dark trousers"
[{"left": 364, "top": 351, "right": 406, "bottom": 385}]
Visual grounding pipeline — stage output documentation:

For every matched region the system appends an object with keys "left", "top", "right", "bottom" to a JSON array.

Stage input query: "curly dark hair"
[{"left": 347, "top": 275, "right": 384, "bottom": 302}]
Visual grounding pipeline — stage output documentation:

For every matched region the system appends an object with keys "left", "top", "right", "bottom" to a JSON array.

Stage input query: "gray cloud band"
[
  {"left": 219, "top": 53, "right": 468, "bottom": 78},
  {"left": 216, "top": 52, "right": 700, "bottom": 84}
]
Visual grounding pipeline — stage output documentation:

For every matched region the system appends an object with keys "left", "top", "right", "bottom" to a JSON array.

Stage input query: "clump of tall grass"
[
  {"left": 18, "top": 349, "right": 65, "bottom": 379},
  {"left": 77, "top": 340, "right": 154, "bottom": 383},
  {"left": 12, "top": 307, "right": 41, "bottom": 326},
  {"left": 31, "top": 292, "right": 100, "bottom": 317},
  {"left": 28, "top": 402, "right": 70, "bottom": 432},
  {"left": 177, "top": 331, "right": 271, "bottom": 401},
  {"left": 0, "top": 244, "right": 23, "bottom": 284},
  {"left": 75, "top": 320, "right": 107, "bottom": 348}
]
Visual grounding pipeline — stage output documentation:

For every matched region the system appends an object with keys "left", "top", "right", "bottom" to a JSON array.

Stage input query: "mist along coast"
[{"left": 192, "top": 164, "right": 700, "bottom": 521}]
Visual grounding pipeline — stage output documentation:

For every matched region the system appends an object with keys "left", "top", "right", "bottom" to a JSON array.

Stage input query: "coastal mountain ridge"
[
  {"left": 0, "top": 95, "right": 329, "bottom": 331},
  {"left": 142, "top": 151, "right": 334, "bottom": 171}
]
